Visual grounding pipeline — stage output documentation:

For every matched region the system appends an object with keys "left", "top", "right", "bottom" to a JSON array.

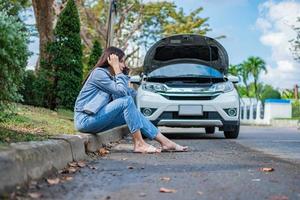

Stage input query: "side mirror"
[
  {"left": 227, "top": 75, "right": 239, "bottom": 84},
  {"left": 130, "top": 75, "right": 141, "bottom": 84}
]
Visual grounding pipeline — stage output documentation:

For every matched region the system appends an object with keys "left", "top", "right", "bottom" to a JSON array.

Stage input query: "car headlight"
[
  {"left": 209, "top": 81, "right": 234, "bottom": 93},
  {"left": 142, "top": 82, "right": 168, "bottom": 92}
]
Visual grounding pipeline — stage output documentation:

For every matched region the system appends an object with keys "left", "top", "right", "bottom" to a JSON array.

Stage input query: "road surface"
[{"left": 20, "top": 126, "right": 300, "bottom": 200}]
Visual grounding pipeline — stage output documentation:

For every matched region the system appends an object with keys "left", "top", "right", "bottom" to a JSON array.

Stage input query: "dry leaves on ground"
[
  {"left": 46, "top": 178, "right": 60, "bottom": 185},
  {"left": 98, "top": 148, "right": 110, "bottom": 156},
  {"left": 61, "top": 176, "right": 73, "bottom": 181},
  {"left": 261, "top": 167, "right": 274, "bottom": 172},
  {"left": 159, "top": 187, "right": 177, "bottom": 193},
  {"left": 60, "top": 161, "right": 87, "bottom": 174},
  {"left": 77, "top": 161, "right": 86, "bottom": 168}
]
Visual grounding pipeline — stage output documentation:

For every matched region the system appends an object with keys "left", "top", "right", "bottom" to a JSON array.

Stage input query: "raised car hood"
[{"left": 143, "top": 34, "right": 229, "bottom": 74}]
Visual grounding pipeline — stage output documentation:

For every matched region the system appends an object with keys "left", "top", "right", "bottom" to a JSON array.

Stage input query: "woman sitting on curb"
[{"left": 74, "top": 46, "right": 188, "bottom": 153}]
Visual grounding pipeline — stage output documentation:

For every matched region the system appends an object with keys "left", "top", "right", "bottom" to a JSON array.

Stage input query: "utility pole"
[
  {"left": 106, "top": 0, "right": 117, "bottom": 48},
  {"left": 294, "top": 84, "right": 299, "bottom": 100}
]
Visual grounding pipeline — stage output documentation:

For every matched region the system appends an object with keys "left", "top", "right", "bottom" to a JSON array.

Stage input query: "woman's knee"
[{"left": 118, "top": 95, "right": 134, "bottom": 107}]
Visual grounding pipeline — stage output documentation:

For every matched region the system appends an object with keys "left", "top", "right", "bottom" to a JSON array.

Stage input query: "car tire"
[
  {"left": 205, "top": 127, "right": 215, "bottom": 134},
  {"left": 224, "top": 125, "right": 240, "bottom": 139}
]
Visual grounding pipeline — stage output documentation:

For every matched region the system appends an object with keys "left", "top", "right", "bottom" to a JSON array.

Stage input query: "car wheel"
[
  {"left": 205, "top": 127, "right": 215, "bottom": 134},
  {"left": 224, "top": 125, "right": 240, "bottom": 139}
]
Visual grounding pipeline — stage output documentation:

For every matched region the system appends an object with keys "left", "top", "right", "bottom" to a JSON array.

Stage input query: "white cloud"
[{"left": 256, "top": 0, "right": 300, "bottom": 89}]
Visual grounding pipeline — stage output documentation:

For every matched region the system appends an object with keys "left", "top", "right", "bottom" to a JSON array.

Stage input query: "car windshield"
[{"left": 148, "top": 63, "right": 223, "bottom": 78}]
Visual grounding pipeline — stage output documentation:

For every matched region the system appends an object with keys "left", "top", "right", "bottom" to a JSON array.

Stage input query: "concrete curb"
[
  {"left": 270, "top": 119, "right": 300, "bottom": 128},
  {"left": 0, "top": 125, "right": 129, "bottom": 193}
]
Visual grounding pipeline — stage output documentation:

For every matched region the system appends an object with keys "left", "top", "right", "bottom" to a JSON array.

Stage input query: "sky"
[{"left": 27, "top": 0, "right": 300, "bottom": 89}]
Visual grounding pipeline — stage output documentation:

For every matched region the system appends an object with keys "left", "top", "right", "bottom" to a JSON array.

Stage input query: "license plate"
[{"left": 178, "top": 105, "right": 203, "bottom": 116}]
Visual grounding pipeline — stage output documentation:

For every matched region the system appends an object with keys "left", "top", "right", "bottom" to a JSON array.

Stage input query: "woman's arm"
[{"left": 91, "top": 68, "right": 129, "bottom": 97}]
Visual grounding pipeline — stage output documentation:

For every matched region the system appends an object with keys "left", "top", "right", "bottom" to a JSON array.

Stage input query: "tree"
[
  {"left": 0, "top": 11, "right": 29, "bottom": 119},
  {"left": 238, "top": 62, "right": 251, "bottom": 97},
  {"left": 282, "top": 89, "right": 294, "bottom": 99},
  {"left": 0, "top": 0, "right": 30, "bottom": 17},
  {"left": 228, "top": 64, "right": 240, "bottom": 77},
  {"left": 46, "top": 0, "right": 83, "bottom": 110},
  {"left": 243, "top": 57, "right": 267, "bottom": 100},
  {"left": 290, "top": 17, "right": 300, "bottom": 62},
  {"left": 78, "top": 0, "right": 212, "bottom": 67},
  {"left": 162, "top": 7, "right": 211, "bottom": 36},
  {"left": 260, "top": 84, "right": 281, "bottom": 102},
  {"left": 84, "top": 40, "right": 103, "bottom": 77},
  {"left": 31, "top": 0, "right": 55, "bottom": 70}
]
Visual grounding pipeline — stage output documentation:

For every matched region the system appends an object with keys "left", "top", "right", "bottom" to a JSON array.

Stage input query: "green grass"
[{"left": 0, "top": 104, "right": 76, "bottom": 144}]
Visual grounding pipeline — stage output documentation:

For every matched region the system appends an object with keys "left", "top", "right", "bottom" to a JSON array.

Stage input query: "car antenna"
[{"left": 204, "top": 37, "right": 213, "bottom": 85}]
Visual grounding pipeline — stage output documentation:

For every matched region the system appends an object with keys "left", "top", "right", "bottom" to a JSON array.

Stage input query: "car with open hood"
[{"left": 130, "top": 34, "right": 240, "bottom": 139}]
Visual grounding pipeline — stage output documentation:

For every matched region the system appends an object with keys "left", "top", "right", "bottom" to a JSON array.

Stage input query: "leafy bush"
[
  {"left": 292, "top": 100, "right": 300, "bottom": 118},
  {"left": 0, "top": 10, "right": 29, "bottom": 120}
]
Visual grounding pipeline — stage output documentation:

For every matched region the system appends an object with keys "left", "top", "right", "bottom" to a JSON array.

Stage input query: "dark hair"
[{"left": 83, "top": 46, "right": 126, "bottom": 85}]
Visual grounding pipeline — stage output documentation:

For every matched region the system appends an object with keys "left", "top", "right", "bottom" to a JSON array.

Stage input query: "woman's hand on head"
[{"left": 107, "top": 54, "right": 122, "bottom": 74}]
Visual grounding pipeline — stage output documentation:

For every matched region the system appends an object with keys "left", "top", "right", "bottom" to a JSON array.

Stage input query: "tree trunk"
[{"left": 32, "top": 0, "right": 55, "bottom": 71}]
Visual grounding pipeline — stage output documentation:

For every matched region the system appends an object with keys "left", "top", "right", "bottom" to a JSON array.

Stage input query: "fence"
[{"left": 240, "top": 98, "right": 292, "bottom": 125}]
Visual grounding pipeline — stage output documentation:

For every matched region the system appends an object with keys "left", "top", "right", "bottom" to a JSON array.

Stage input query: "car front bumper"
[{"left": 136, "top": 88, "right": 240, "bottom": 130}]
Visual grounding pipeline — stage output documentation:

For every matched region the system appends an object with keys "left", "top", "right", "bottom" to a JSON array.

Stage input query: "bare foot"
[
  {"left": 161, "top": 143, "right": 188, "bottom": 152},
  {"left": 133, "top": 143, "right": 161, "bottom": 154}
]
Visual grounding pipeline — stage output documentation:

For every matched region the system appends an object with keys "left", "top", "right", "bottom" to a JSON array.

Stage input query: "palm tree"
[
  {"left": 244, "top": 57, "right": 267, "bottom": 100},
  {"left": 239, "top": 62, "right": 251, "bottom": 98},
  {"left": 228, "top": 64, "right": 240, "bottom": 76}
]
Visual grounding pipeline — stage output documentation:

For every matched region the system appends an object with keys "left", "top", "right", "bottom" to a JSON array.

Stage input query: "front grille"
[
  {"left": 162, "top": 95, "right": 217, "bottom": 100},
  {"left": 158, "top": 111, "right": 222, "bottom": 120}
]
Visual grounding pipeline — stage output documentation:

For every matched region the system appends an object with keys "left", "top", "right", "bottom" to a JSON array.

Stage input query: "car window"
[{"left": 148, "top": 63, "right": 223, "bottom": 78}]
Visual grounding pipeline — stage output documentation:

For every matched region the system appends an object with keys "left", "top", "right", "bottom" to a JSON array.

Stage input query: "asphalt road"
[{"left": 22, "top": 126, "right": 300, "bottom": 200}]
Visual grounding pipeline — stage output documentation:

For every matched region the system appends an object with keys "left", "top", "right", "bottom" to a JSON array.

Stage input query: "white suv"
[{"left": 131, "top": 34, "right": 240, "bottom": 139}]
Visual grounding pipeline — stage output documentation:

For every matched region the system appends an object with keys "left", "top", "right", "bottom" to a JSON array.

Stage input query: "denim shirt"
[{"left": 74, "top": 66, "right": 137, "bottom": 115}]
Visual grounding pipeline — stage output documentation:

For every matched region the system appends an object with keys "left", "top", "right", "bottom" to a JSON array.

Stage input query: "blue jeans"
[{"left": 74, "top": 96, "right": 159, "bottom": 140}]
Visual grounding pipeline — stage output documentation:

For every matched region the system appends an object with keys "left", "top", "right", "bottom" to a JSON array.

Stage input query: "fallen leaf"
[
  {"left": 68, "top": 162, "right": 77, "bottom": 167},
  {"left": 160, "top": 177, "right": 171, "bottom": 181},
  {"left": 67, "top": 167, "right": 77, "bottom": 173},
  {"left": 77, "top": 161, "right": 86, "bottom": 168},
  {"left": 159, "top": 187, "right": 177, "bottom": 193},
  {"left": 261, "top": 167, "right": 274, "bottom": 172},
  {"left": 269, "top": 195, "right": 289, "bottom": 200},
  {"left": 98, "top": 148, "right": 110, "bottom": 156},
  {"left": 28, "top": 192, "right": 42, "bottom": 199},
  {"left": 46, "top": 178, "right": 60, "bottom": 185},
  {"left": 62, "top": 176, "right": 73, "bottom": 181},
  {"left": 127, "top": 166, "right": 134, "bottom": 169}
]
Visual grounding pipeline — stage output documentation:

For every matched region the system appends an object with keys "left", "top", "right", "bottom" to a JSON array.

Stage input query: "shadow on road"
[{"left": 160, "top": 132, "right": 225, "bottom": 140}]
